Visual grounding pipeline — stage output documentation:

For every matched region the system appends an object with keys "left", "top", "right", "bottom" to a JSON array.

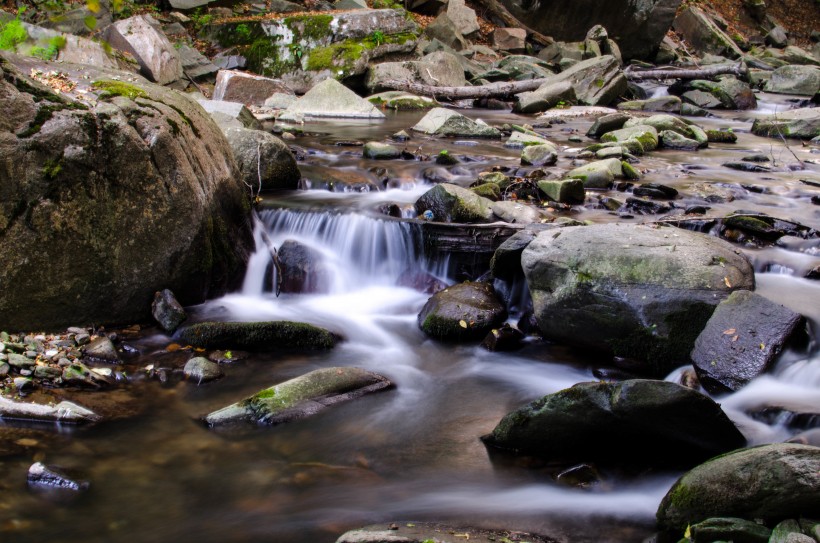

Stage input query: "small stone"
[
  {"left": 34, "top": 366, "right": 63, "bottom": 379},
  {"left": 82, "top": 337, "right": 121, "bottom": 363},
  {"left": 183, "top": 357, "right": 224, "bottom": 384},
  {"left": 8, "top": 353, "right": 34, "bottom": 368},
  {"left": 74, "top": 333, "right": 90, "bottom": 346},
  {"left": 27, "top": 462, "right": 89, "bottom": 492},
  {"left": 481, "top": 324, "right": 525, "bottom": 351},
  {"left": 363, "top": 142, "right": 401, "bottom": 160},
  {"left": 151, "top": 289, "right": 187, "bottom": 333}
]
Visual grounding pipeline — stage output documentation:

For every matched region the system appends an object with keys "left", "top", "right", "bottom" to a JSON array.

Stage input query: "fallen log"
[
  {"left": 377, "top": 78, "right": 551, "bottom": 99},
  {"left": 378, "top": 63, "right": 751, "bottom": 100},
  {"left": 624, "top": 63, "right": 749, "bottom": 81}
]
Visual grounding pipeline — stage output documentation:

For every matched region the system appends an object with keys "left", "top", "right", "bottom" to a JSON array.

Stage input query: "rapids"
[{"left": 1, "top": 99, "right": 818, "bottom": 543}]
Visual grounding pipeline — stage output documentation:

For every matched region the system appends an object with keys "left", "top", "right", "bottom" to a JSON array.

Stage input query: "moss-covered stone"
[
  {"left": 471, "top": 182, "right": 502, "bottom": 201},
  {"left": 176, "top": 321, "right": 339, "bottom": 351},
  {"left": 414, "top": 183, "right": 495, "bottom": 223},
  {"left": 204, "top": 366, "right": 393, "bottom": 426},
  {"left": 418, "top": 282, "right": 507, "bottom": 341},
  {"left": 657, "top": 444, "right": 820, "bottom": 531},
  {"left": 90, "top": 80, "right": 148, "bottom": 100},
  {"left": 484, "top": 380, "right": 745, "bottom": 468}
]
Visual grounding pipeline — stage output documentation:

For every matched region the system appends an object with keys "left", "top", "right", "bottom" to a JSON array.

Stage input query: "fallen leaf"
[
  {"left": 459, "top": 320, "right": 468, "bottom": 329},
  {"left": 724, "top": 276, "right": 732, "bottom": 288},
  {"left": 732, "top": 335, "right": 739, "bottom": 342},
  {"left": 723, "top": 328, "right": 736, "bottom": 335},
  {"left": 760, "top": 343, "right": 765, "bottom": 350}
]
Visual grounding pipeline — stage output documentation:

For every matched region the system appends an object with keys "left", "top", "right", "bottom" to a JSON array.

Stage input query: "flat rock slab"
[
  {"left": 176, "top": 321, "right": 339, "bottom": 351},
  {"left": 692, "top": 290, "right": 803, "bottom": 393},
  {"left": 0, "top": 396, "right": 100, "bottom": 424},
  {"left": 752, "top": 107, "right": 820, "bottom": 140},
  {"left": 336, "top": 522, "right": 552, "bottom": 543},
  {"left": 104, "top": 15, "right": 182, "bottom": 85},
  {"left": 483, "top": 379, "right": 745, "bottom": 468},
  {"left": 412, "top": 108, "right": 501, "bottom": 138},
  {"left": 204, "top": 366, "right": 392, "bottom": 426}
]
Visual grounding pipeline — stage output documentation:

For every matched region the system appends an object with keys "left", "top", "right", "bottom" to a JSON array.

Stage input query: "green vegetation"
[
  {"left": 284, "top": 14, "right": 333, "bottom": 41},
  {"left": 91, "top": 79, "right": 147, "bottom": 100},
  {"left": 43, "top": 158, "right": 62, "bottom": 179},
  {"left": 31, "top": 35, "right": 67, "bottom": 60},
  {"left": 0, "top": 9, "right": 28, "bottom": 52}
]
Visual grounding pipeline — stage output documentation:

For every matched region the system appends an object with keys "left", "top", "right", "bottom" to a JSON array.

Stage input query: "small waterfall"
[{"left": 243, "top": 208, "right": 444, "bottom": 295}]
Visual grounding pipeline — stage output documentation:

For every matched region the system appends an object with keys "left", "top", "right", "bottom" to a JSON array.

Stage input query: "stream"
[{"left": 1, "top": 97, "right": 819, "bottom": 543}]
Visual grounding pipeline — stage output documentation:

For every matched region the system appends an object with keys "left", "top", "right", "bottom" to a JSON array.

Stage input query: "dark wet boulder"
[
  {"left": 418, "top": 282, "right": 507, "bottom": 341},
  {"left": 499, "top": 0, "right": 680, "bottom": 61},
  {"left": 657, "top": 444, "right": 820, "bottom": 531},
  {"left": 689, "top": 517, "right": 772, "bottom": 543},
  {"left": 176, "top": 321, "right": 339, "bottom": 351},
  {"left": 522, "top": 224, "right": 755, "bottom": 375},
  {"left": 277, "top": 239, "right": 331, "bottom": 294},
  {"left": 204, "top": 366, "right": 392, "bottom": 426},
  {"left": 676, "top": 77, "right": 758, "bottom": 110},
  {"left": 0, "top": 54, "right": 253, "bottom": 331},
  {"left": 152, "top": 289, "right": 187, "bottom": 333},
  {"left": 672, "top": 6, "right": 742, "bottom": 59},
  {"left": 691, "top": 290, "right": 803, "bottom": 393},
  {"left": 483, "top": 379, "right": 745, "bottom": 468},
  {"left": 490, "top": 227, "right": 543, "bottom": 280},
  {"left": 481, "top": 323, "right": 525, "bottom": 351},
  {"left": 414, "top": 183, "right": 495, "bottom": 223}
]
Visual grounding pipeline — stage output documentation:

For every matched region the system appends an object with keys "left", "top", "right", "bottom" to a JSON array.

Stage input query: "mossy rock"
[
  {"left": 600, "top": 124, "right": 659, "bottom": 152},
  {"left": 657, "top": 444, "right": 820, "bottom": 531},
  {"left": 176, "top": 321, "right": 339, "bottom": 351},
  {"left": 418, "top": 282, "right": 507, "bottom": 341},
  {"left": 204, "top": 367, "right": 393, "bottom": 426},
  {"left": 414, "top": 183, "right": 495, "bottom": 223},
  {"left": 484, "top": 379, "right": 745, "bottom": 469},
  {"left": 471, "top": 182, "right": 501, "bottom": 201}
]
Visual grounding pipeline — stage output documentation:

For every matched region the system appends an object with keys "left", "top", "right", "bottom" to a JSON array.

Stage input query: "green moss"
[
  {"left": 43, "top": 158, "right": 62, "bottom": 179},
  {"left": 17, "top": 103, "right": 86, "bottom": 138},
  {"left": 471, "top": 182, "right": 501, "bottom": 201},
  {"left": 283, "top": 14, "right": 334, "bottom": 41},
  {"left": 91, "top": 79, "right": 147, "bottom": 100},
  {"left": 177, "top": 321, "right": 338, "bottom": 350}
]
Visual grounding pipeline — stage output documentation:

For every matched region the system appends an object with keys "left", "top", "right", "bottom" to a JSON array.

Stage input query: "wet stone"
[
  {"left": 480, "top": 324, "right": 525, "bottom": 352},
  {"left": 183, "top": 357, "right": 224, "bottom": 384},
  {"left": 82, "top": 337, "right": 121, "bottom": 363}
]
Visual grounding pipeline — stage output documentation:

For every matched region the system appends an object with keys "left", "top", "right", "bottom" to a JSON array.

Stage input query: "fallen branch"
[
  {"left": 624, "top": 62, "right": 748, "bottom": 81},
  {"left": 378, "top": 77, "right": 551, "bottom": 99}
]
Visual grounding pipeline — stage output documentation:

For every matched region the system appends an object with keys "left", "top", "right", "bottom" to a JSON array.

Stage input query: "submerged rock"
[
  {"left": 204, "top": 366, "right": 392, "bottom": 426},
  {"left": 277, "top": 239, "right": 331, "bottom": 294},
  {"left": 176, "top": 321, "right": 339, "bottom": 350},
  {"left": 483, "top": 379, "right": 745, "bottom": 468},
  {"left": 418, "top": 282, "right": 507, "bottom": 341},
  {"left": 691, "top": 290, "right": 803, "bottom": 393},
  {"left": 522, "top": 223, "right": 755, "bottom": 375},
  {"left": 27, "top": 462, "right": 89, "bottom": 494},
  {"left": 657, "top": 444, "right": 820, "bottom": 531}
]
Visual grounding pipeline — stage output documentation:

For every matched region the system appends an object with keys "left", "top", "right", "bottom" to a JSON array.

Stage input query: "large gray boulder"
[
  {"left": 521, "top": 224, "right": 755, "bottom": 375},
  {"left": 204, "top": 367, "right": 393, "bottom": 426},
  {"left": 222, "top": 127, "right": 300, "bottom": 191},
  {"left": 418, "top": 282, "right": 507, "bottom": 341},
  {"left": 279, "top": 78, "right": 385, "bottom": 121},
  {"left": 412, "top": 108, "right": 501, "bottom": 138},
  {"left": 513, "top": 80, "right": 576, "bottom": 114},
  {"left": 483, "top": 380, "right": 745, "bottom": 468},
  {"left": 0, "top": 54, "right": 253, "bottom": 331},
  {"left": 764, "top": 65, "right": 820, "bottom": 96},
  {"left": 657, "top": 444, "right": 820, "bottom": 531},
  {"left": 499, "top": 0, "right": 681, "bottom": 60},
  {"left": 752, "top": 107, "right": 820, "bottom": 140},
  {"left": 692, "top": 290, "right": 803, "bottom": 393},
  {"left": 672, "top": 6, "right": 743, "bottom": 59},
  {"left": 516, "top": 55, "right": 627, "bottom": 111},
  {"left": 446, "top": 0, "right": 480, "bottom": 36},
  {"left": 103, "top": 15, "right": 183, "bottom": 85},
  {"left": 365, "top": 51, "right": 467, "bottom": 93}
]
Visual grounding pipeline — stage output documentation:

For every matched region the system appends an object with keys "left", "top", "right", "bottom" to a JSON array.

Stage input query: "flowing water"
[{"left": 1, "top": 100, "right": 819, "bottom": 543}]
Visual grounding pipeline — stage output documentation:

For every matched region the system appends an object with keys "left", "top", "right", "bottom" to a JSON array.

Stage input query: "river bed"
[{"left": 1, "top": 98, "right": 819, "bottom": 543}]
